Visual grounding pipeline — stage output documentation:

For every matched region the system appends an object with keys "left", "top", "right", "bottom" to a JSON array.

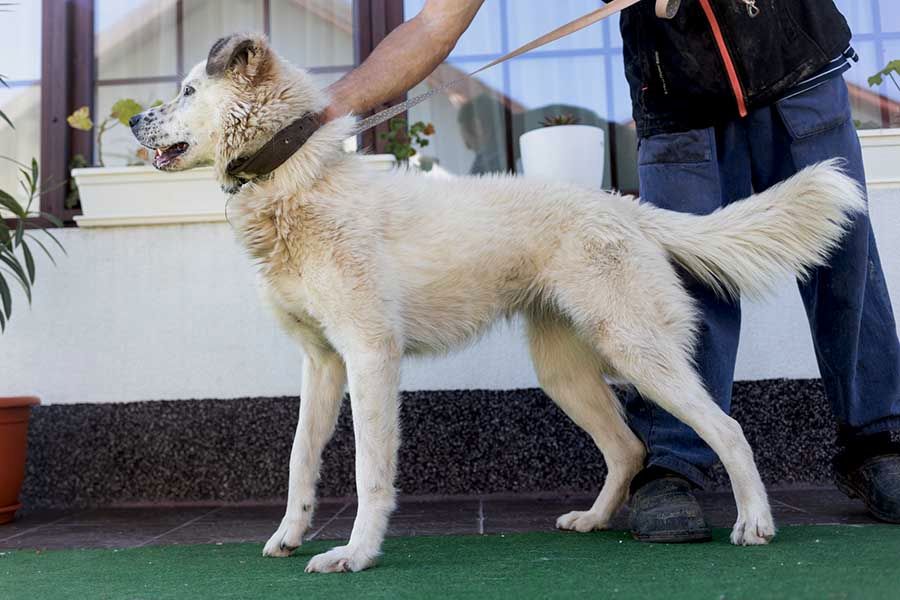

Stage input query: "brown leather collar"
[{"left": 226, "top": 112, "right": 322, "bottom": 185}]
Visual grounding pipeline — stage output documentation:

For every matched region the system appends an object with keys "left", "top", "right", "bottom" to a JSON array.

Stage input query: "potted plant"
[
  {"left": 858, "top": 60, "right": 900, "bottom": 189},
  {"left": 519, "top": 113, "right": 606, "bottom": 188},
  {"left": 1, "top": 75, "right": 65, "bottom": 523},
  {"left": 66, "top": 99, "right": 228, "bottom": 227},
  {"left": 379, "top": 118, "right": 436, "bottom": 171}
]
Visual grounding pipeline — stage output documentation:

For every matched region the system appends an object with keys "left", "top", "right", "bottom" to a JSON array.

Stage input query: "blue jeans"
[{"left": 625, "top": 76, "right": 900, "bottom": 487}]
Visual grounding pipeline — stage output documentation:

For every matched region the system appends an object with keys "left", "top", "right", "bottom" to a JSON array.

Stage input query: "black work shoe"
[
  {"left": 628, "top": 467, "right": 712, "bottom": 543},
  {"left": 834, "top": 433, "right": 900, "bottom": 524}
]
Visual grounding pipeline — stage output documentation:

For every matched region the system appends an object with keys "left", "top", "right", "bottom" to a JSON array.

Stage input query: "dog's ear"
[{"left": 206, "top": 34, "right": 270, "bottom": 80}]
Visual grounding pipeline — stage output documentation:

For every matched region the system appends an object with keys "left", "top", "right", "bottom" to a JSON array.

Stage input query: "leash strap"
[{"left": 352, "top": 0, "right": 680, "bottom": 135}]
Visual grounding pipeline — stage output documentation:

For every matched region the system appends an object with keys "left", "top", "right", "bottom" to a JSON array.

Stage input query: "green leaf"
[
  {"left": 869, "top": 60, "right": 900, "bottom": 89},
  {"left": 0, "top": 189, "right": 26, "bottom": 218},
  {"left": 0, "top": 154, "right": 29, "bottom": 169},
  {"left": 110, "top": 98, "right": 144, "bottom": 126},
  {"left": 0, "top": 221, "right": 10, "bottom": 249},
  {"left": 40, "top": 228, "right": 67, "bottom": 255},
  {"left": 25, "top": 234, "right": 57, "bottom": 266},
  {"left": 39, "top": 211, "right": 64, "bottom": 228},
  {"left": 0, "top": 306, "right": 5, "bottom": 332},
  {"left": 0, "top": 250, "right": 31, "bottom": 303},
  {"left": 31, "top": 158, "right": 38, "bottom": 192},
  {"left": 151, "top": 99, "right": 164, "bottom": 107},
  {"left": 0, "top": 108, "right": 13, "bottom": 130},
  {"left": 21, "top": 240, "right": 34, "bottom": 284},
  {"left": 0, "top": 272, "right": 11, "bottom": 319},
  {"left": 14, "top": 217, "right": 23, "bottom": 247},
  {"left": 67, "top": 106, "right": 93, "bottom": 131}
]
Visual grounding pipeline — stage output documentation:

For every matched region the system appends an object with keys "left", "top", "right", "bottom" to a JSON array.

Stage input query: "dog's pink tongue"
[{"left": 153, "top": 146, "right": 178, "bottom": 168}]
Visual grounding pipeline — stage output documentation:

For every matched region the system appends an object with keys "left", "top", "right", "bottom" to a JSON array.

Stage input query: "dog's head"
[{"left": 130, "top": 33, "right": 329, "bottom": 178}]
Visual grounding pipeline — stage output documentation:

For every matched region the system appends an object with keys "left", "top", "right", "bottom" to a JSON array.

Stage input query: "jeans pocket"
[
  {"left": 637, "top": 127, "right": 722, "bottom": 214},
  {"left": 776, "top": 76, "right": 852, "bottom": 140},
  {"left": 638, "top": 127, "right": 714, "bottom": 166}
]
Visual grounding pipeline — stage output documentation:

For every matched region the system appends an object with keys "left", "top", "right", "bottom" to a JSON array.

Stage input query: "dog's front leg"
[
  {"left": 305, "top": 344, "right": 401, "bottom": 573},
  {"left": 263, "top": 351, "right": 346, "bottom": 557}
]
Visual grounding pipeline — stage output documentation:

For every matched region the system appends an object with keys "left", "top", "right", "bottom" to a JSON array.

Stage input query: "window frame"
[
  {"left": 36, "top": 0, "right": 404, "bottom": 227},
  {"left": 29, "top": 0, "right": 900, "bottom": 226}
]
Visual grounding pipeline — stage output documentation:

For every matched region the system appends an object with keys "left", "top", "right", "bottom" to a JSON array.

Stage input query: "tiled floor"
[{"left": 0, "top": 487, "right": 881, "bottom": 551}]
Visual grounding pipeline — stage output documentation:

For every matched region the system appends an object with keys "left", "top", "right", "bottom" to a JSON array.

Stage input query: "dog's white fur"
[{"left": 132, "top": 34, "right": 866, "bottom": 573}]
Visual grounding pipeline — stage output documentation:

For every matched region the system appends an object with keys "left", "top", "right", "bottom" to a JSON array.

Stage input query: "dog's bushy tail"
[{"left": 637, "top": 159, "right": 866, "bottom": 300}]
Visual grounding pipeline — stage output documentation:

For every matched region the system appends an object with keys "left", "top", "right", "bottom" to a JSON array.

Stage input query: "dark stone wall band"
[{"left": 21, "top": 379, "right": 838, "bottom": 510}]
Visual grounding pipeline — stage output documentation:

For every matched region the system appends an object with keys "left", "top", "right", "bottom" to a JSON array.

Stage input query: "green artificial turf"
[{"left": 3, "top": 526, "right": 900, "bottom": 600}]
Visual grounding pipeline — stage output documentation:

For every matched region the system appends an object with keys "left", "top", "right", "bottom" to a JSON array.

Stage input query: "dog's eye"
[{"left": 183, "top": 86, "right": 195, "bottom": 97}]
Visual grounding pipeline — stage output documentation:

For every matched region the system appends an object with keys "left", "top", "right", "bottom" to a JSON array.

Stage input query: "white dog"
[{"left": 131, "top": 34, "right": 865, "bottom": 573}]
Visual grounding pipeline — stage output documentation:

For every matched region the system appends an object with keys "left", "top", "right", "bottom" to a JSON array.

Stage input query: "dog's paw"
[
  {"left": 305, "top": 545, "right": 376, "bottom": 573},
  {"left": 262, "top": 516, "right": 309, "bottom": 558},
  {"left": 730, "top": 511, "right": 776, "bottom": 546},
  {"left": 556, "top": 510, "right": 609, "bottom": 533}
]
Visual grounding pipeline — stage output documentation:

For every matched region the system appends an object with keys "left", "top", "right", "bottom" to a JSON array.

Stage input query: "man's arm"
[{"left": 323, "top": 0, "right": 484, "bottom": 121}]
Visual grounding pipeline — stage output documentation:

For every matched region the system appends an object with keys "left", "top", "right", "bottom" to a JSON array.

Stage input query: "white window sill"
[
  {"left": 858, "top": 128, "right": 900, "bottom": 190},
  {"left": 72, "top": 155, "right": 397, "bottom": 228}
]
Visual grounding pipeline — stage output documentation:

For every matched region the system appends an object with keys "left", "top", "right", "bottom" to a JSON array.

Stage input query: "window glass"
[
  {"left": 879, "top": 0, "right": 900, "bottom": 33},
  {"left": 835, "top": 0, "right": 900, "bottom": 129},
  {"left": 182, "top": 0, "right": 265, "bottom": 69},
  {"left": 93, "top": 0, "right": 355, "bottom": 167},
  {"left": 270, "top": 0, "right": 355, "bottom": 68},
  {"left": 404, "top": 0, "right": 900, "bottom": 191},
  {"left": 96, "top": 0, "right": 178, "bottom": 80},
  {"left": 0, "top": 2, "right": 41, "bottom": 204},
  {"left": 404, "top": 0, "right": 633, "bottom": 190}
]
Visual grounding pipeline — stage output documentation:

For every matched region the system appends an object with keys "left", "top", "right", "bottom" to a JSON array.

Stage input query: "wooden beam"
[
  {"left": 40, "top": 0, "right": 94, "bottom": 225},
  {"left": 354, "top": 0, "right": 405, "bottom": 153}
]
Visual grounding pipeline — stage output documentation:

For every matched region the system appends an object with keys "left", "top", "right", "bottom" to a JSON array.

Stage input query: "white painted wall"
[{"left": 3, "top": 187, "right": 899, "bottom": 405}]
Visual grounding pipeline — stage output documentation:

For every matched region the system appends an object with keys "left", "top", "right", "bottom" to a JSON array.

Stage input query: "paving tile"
[
  {"left": 0, "top": 507, "right": 216, "bottom": 550},
  {"left": 151, "top": 502, "right": 350, "bottom": 546},
  {"left": 0, "top": 510, "right": 75, "bottom": 544},
  {"left": 310, "top": 499, "right": 480, "bottom": 541},
  {"left": 0, "top": 487, "right": 890, "bottom": 550},
  {"left": 62, "top": 506, "right": 214, "bottom": 528},
  {"left": 481, "top": 494, "right": 600, "bottom": 534},
  {"left": 3, "top": 524, "right": 162, "bottom": 550},
  {"left": 769, "top": 488, "right": 879, "bottom": 525}
]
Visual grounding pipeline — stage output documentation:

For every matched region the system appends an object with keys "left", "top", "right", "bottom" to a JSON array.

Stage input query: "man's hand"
[{"left": 324, "top": 0, "right": 484, "bottom": 121}]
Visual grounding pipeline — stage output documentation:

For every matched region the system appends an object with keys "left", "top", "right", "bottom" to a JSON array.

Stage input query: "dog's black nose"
[{"left": 129, "top": 114, "right": 143, "bottom": 128}]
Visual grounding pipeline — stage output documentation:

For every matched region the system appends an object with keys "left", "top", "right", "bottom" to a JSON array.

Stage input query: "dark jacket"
[{"left": 617, "top": 0, "right": 852, "bottom": 137}]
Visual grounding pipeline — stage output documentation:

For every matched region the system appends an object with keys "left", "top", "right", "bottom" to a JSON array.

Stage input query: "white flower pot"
[
  {"left": 72, "top": 154, "right": 397, "bottom": 228},
  {"left": 72, "top": 166, "right": 223, "bottom": 228},
  {"left": 362, "top": 154, "right": 398, "bottom": 172},
  {"left": 858, "top": 128, "right": 900, "bottom": 190},
  {"left": 520, "top": 124, "right": 606, "bottom": 188}
]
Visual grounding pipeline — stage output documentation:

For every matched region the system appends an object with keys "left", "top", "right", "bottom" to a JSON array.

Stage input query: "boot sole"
[
  {"left": 835, "top": 473, "right": 900, "bottom": 524},
  {"left": 631, "top": 530, "right": 713, "bottom": 544}
]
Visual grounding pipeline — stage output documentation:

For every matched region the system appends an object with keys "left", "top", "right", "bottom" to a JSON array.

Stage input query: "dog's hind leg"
[
  {"left": 305, "top": 340, "right": 401, "bottom": 573},
  {"left": 550, "top": 235, "right": 773, "bottom": 544},
  {"left": 594, "top": 328, "right": 775, "bottom": 545},
  {"left": 264, "top": 347, "right": 347, "bottom": 558},
  {"left": 526, "top": 311, "right": 645, "bottom": 532}
]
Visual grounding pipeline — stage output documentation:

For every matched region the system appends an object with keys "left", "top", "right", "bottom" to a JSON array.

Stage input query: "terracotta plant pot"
[{"left": 0, "top": 396, "right": 40, "bottom": 524}]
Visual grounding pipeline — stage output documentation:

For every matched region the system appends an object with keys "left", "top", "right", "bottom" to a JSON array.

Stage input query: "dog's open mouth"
[{"left": 152, "top": 142, "right": 189, "bottom": 169}]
